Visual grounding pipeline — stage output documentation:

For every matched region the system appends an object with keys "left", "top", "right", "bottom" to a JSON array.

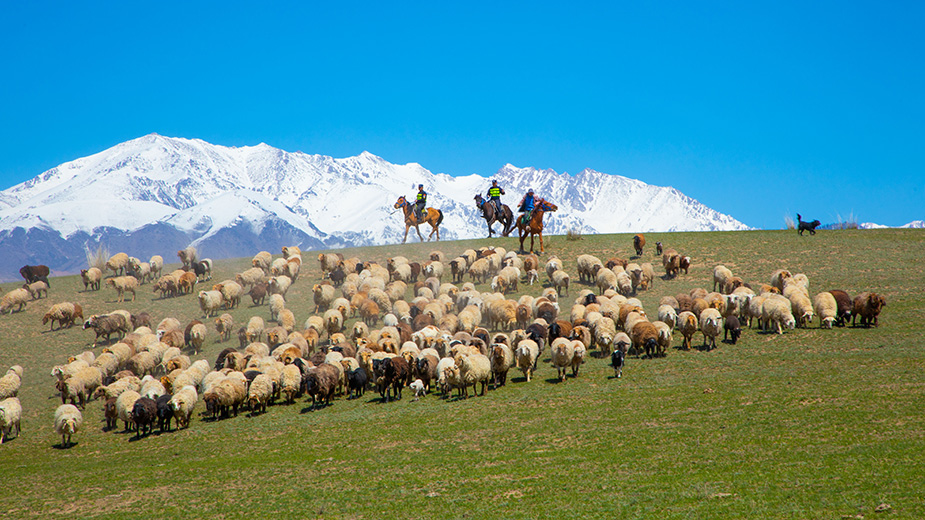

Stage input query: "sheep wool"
[
  {"left": 0, "top": 397, "right": 22, "bottom": 443},
  {"left": 54, "top": 403, "right": 83, "bottom": 448}
]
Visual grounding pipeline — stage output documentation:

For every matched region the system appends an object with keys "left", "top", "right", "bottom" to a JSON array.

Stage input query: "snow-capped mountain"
[
  {"left": 859, "top": 221, "right": 924, "bottom": 230},
  {"left": 0, "top": 134, "right": 750, "bottom": 279}
]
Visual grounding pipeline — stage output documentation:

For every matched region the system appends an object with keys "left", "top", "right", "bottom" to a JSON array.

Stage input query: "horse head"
[
  {"left": 394, "top": 196, "right": 407, "bottom": 209},
  {"left": 538, "top": 199, "right": 557, "bottom": 212},
  {"left": 474, "top": 194, "right": 484, "bottom": 207}
]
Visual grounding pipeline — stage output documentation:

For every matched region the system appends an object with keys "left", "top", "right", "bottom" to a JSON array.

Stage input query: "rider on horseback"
[
  {"left": 487, "top": 180, "right": 505, "bottom": 215},
  {"left": 517, "top": 189, "right": 536, "bottom": 225},
  {"left": 414, "top": 184, "right": 426, "bottom": 222}
]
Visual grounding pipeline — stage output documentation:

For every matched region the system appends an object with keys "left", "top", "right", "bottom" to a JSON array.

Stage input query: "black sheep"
[
  {"left": 383, "top": 357, "right": 410, "bottom": 402},
  {"left": 214, "top": 348, "right": 236, "bottom": 371},
  {"left": 329, "top": 265, "right": 346, "bottom": 286},
  {"left": 20, "top": 264, "right": 50, "bottom": 286},
  {"left": 156, "top": 394, "right": 173, "bottom": 432},
  {"left": 724, "top": 315, "right": 742, "bottom": 344},
  {"left": 346, "top": 367, "right": 368, "bottom": 399},
  {"left": 132, "top": 397, "right": 158, "bottom": 438}
]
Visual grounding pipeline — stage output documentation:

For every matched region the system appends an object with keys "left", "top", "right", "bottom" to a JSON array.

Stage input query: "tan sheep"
[
  {"left": 80, "top": 267, "right": 103, "bottom": 291},
  {"left": 107, "top": 276, "right": 139, "bottom": 303},
  {"left": 552, "top": 270, "right": 570, "bottom": 296},
  {"left": 813, "top": 292, "right": 838, "bottom": 329},
  {"left": 252, "top": 251, "right": 273, "bottom": 273},
  {"left": 106, "top": 252, "right": 131, "bottom": 276},
  {"left": 676, "top": 311, "right": 699, "bottom": 350},
  {"left": 1, "top": 288, "right": 31, "bottom": 314}
]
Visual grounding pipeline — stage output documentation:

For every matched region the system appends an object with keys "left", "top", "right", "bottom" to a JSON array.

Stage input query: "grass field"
[{"left": 0, "top": 228, "right": 922, "bottom": 519}]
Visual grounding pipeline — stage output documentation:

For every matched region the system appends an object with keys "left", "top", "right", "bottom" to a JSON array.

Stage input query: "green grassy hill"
[{"left": 0, "top": 229, "right": 922, "bottom": 519}]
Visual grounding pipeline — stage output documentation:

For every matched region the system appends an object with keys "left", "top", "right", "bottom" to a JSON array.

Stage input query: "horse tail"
[{"left": 436, "top": 209, "right": 444, "bottom": 226}]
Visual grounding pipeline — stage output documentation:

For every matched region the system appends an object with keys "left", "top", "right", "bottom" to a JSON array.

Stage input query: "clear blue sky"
[{"left": 1, "top": 2, "right": 922, "bottom": 229}]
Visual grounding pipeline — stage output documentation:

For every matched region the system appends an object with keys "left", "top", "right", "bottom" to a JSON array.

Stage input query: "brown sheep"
[
  {"left": 852, "top": 292, "right": 886, "bottom": 328},
  {"left": 633, "top": 234, "right": 645, "bottom": 256}
]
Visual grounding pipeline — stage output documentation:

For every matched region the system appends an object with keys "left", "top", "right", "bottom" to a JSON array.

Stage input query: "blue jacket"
[{"left": 519, "top": 193, "right": 534, "bottom": 212}]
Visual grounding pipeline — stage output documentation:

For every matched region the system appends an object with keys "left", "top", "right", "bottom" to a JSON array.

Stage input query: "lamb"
[
  {"left": 23, "top": 280, "right": 48, "bottom": 300},
  {"left": 676, "top": 311, "right": 699, "bottom": 350},
  {"left": 0, "top": 288, "right": 30, "bottom": 314},
  {"left": 54, "top": 404, "right": 83, "bottom": 448},
  {"left": 454, "top": 352, "right": 491, "bottom": 397},
  {"left": 550, "top": 338, "right": 575, "bottom": 382},
  {"left": 723, "top": 315, "right": 742, "bottom": 344},
  {"left": 713, "top": 265, "right": 733, "bottom": 293},
  {"left": 699, "top": 308, "right": 723, "bottom": 350},
  {"left": 852, "top": 292, "right": 886, "bottom": 328},
  {"left": 80, "top": 267, "right": 103, "bottom": 291},
  {"left": 83, "top": 313, "right": 129, "bottom": 346},
  {"left": 0, "top": 397, "right": 21, "bottom": 444},
  {"left": 0, "top": 366, "right": 23, "bottom": 400},
  {"left": 169, "top": 385, "right": 198, "bottom": 428},
  {"left": 515, "top": 340, "right": 540, "bottom": 382},
  {"left": 106, "top": 252, "right": 131, "bottom": 276},
  {"left": 762, "top": 294, "right": 796, "bottom": 334},
  {"left": 304, "top": 363, "right": 340, "bottom": 409},
  {"left": 132, "top": 397, "right": 158, "bottom": 438},
  {"left": 633, "top": 234, "right": 645, "bottom": 256},
  {"left": 248, "top": 281, "right": 268, "bottom": 305},
  {"left": 611, "top": 347, "right": 625, "bottom": 378}
]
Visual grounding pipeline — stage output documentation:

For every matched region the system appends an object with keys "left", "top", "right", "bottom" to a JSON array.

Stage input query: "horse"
[
  {"left": 514, "top": 198, "right": 558, "bottom": 254},
  {"left": 394, "top": 196, "right": 444, "bottom": 244},
  {"left": 473, "top": 194, "right": 513, "bottom": 238}
]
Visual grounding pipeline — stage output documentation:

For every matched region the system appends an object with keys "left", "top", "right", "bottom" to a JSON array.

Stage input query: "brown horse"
[
  {"left": 515, "top": 198, "right": 557, "bottom": 253},
  {"left": 394, "top": 196, "right": 444, "bottom": 243},
  {"left": 474, "top": 194, "right": 514, "bottom": 238}
]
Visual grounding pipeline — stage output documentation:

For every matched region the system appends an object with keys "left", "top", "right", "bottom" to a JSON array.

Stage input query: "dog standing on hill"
[{"left": 797, "top": 214, "right": 821, "bottom": 236}]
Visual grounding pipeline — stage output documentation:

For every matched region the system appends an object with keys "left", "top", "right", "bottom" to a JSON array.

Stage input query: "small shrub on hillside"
[
  {"left": 831, "top": 212, "right": 859, "bottom": 230},
  {"left": 783, "top": 215, "right": 796, "bottom": 230},
  {"left": 566, "top": 228, "right": 583, "bottom": 241},
  {"left": 85, "top": 243, "right": 110, "bottom": 270}
]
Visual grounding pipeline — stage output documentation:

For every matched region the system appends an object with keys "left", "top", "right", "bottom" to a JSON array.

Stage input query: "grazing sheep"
[
  {"left": 105, "top": 276, "right": 139, "bottom": 302},
  {"left": 0, "top": 397, "right": 22, "bottom": 443},
  {"left": 106, "top": 252, "right": 131, "bottom": 276},
  {"left": 246, "top": 374, "right": 274, "bottom": 414},
  {"left": 631, "top": 321, "right": 660, "bottom": 358},
  {"left": 812, "top": 292, "right": 838, "bottom": 329},
  {"left": 828, "top": 289, "right": 854, "bottom": 326},
  {"left": 852, "top": 292, "right": 886, "bottom": 328},
  {"left": 188, "top": 323, "right": 207, "bottom": 354},
  {"left": 54, "top": 404, "right": 83, "bottom": 448},
  {"left": 169, "top": 385, "right": 198, "bottom": 428},
  {"left": 770, "top": 269, "right": 792, "bottom": 293},
  {"left": 615, "top": 271, "right": 634, "bottom": 296},
  {"left": 657, "top": 305, "right": 678, "bottom": 330},
  {"left": 213, "top": 280, "right": 243, "bottom": 309},
  {"left": 723, "top": 315, "right": 742, "bottom": 344},
  {"left": 762, "top": 294, "right": 796, "bottom": 334},
  {"left": 0, "top": 366, "right": 23, "bottom": 400},
  {"left": 42, "top": 302, "right": 82, "bottom": 330},
  {"left": 699, "top": 308, "right": 723, "bottom": 350},
  {"left": 0, "top": 288, "right": 30, "bottom": 314},
  {"left": 789, "top": 291, "right": 815, "bottom": 328},
  {"left": 676, "top": 311, "right": 698, "bottom": 350},
  {"left": 198, "top": 290, "right": 223, "bottom": 318},
  {"left": 552, "top": 270, "right": 570, "bottom": 296},
  {"left": 83, "top": 314, "right": 129, "bottom": 346},
  {"left": 213, "top": 313, "right": 234, "bottom": 342},
  {"left": 252, "top": 251, "right": 273, "bottom": 273},
  {"left": 23, "top": 280, "right": 48, "bottom": 300}
]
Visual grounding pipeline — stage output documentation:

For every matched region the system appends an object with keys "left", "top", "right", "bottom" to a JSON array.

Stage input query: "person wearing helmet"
[
  {"left": 414, "top": 184, "right": 427, "bottom": 222},
  {"left": 486, "top": 179, "right": 505, "bottom": 215},
  {"left": 517, "top": 188, "right": 536, "bottom": 224}
]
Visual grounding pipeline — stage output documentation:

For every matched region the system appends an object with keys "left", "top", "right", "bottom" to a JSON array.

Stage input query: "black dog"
[{"left": 797, "top": 214, "right": 821, "bottom": 235}]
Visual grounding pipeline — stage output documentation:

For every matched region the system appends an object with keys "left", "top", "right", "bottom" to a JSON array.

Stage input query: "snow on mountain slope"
[{"left": 0, "top": 133, "right": 751, "bottom": 279}]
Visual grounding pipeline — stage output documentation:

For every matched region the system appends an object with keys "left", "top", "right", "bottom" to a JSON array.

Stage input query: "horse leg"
[
  {"left": 415, "top": 224, "right": 425, "bottom": 242},
  {"left": 403, "top": 224, "right": 410, "bottom": 244},
  {"left": 538, "top": 231, "right": 544, "bottom": 253},
  {"left": 518, "top": 226, "right": 526, "bottom": 253}
]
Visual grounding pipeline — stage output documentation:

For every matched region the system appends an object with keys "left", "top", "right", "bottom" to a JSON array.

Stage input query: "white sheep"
[
  {"left": 252, "top": 251, "right": 273, "bottom": 273},
  {"left": 657, "top": 305, "right": 678, "bottom": 330},
  {"left": 247, "top": 374, "right": 274, "bottom": 414},
  {"left": 410, "top": 379, "right": 426, "bottom": 399},
  {"left": 148, "top": 255, "right": 164, "bottom": 278},
  {"left": 576, "top": 254, "right": 603, "bottom": 284},
  {"left": 713, "top": 265, "right": 733, "bottom": 293},
  {"left": 269, "top": 294, "right": 286, "bottom": 322},
  {"left": 0, "top": 288, "right": 30, "bottom": 314},
  {"left": 54, "top": 403, "right": 83, "bottom": 447},
  {"left": 0, "top": 366, "right": 23, "bottom": 400},
  {"left": 789, "top": 292, "right": 815, "bottom": 328},
  {"left": 169, "top": 385, "right": 199, "bottom": 428},
  {"left": 455, "top": 352, "right": 492, "bottom": 398},
  {"left": 592, "top": 317, "right": 617, "bottom": 356},
  {"left": 552, "top": 270, "right": 570, "bottom": 296},
  {"left": 198, "top": 290, "right": 224, "bottom": 318},
  {"left": 813, "top": 292, "right": 838, "bottom": 329},
  {"left": 80, "top": 267, "right": 103, "bottom": 291},
  {"left": 762, "top": 294, "right": 796, "bottom": 335},
  {"left": 615, "top": 271, "right": 634, "bottom": 296},
  {"left": 0, "top": 397, "right": 22, "bottom": 443},
  {"left": 515, "top": 340, "right": 540, "bottom": 382},
  {"left": 550, "top": 338, "right": 575, "bottom": 381}
]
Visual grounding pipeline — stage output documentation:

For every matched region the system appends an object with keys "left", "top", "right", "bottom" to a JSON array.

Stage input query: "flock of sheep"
[{"left": 0, "top": 236, "right": 887, "bottom": 449}]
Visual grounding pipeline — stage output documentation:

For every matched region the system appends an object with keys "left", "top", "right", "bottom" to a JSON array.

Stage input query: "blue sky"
[{"left": 1, "top": 2, "right": 922, "bottom": 229}]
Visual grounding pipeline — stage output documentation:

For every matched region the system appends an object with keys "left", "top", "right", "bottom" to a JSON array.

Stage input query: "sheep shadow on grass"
[{"left": 52, "top": 441, "right": 78, "bottom": 449}]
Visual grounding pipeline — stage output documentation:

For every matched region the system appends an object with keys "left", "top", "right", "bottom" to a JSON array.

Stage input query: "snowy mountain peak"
[{"left": 0, "top": 134, "right": 750, "bottom": 278}]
